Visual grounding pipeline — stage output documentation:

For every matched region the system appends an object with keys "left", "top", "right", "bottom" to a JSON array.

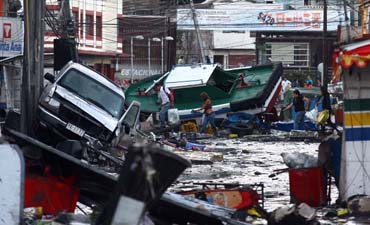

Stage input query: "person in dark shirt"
[
  {"left": 283, "top": 89, "right": 311, "bottom": 130},
  {"left": 320, "top": 85, "right": 331, "bottom": 114},
  {"left": 318, "top": 85, "right": 339, "bottom": 132},
  {"left": 193, "top": 92, "right": 219, "bottom": 137}
]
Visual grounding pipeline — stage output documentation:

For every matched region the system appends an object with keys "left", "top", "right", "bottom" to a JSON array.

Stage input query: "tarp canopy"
[{"left": 165, "top": 64, "right": 217, "bottom": 89}]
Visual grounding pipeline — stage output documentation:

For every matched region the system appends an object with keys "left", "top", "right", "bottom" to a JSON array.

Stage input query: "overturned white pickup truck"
[{"left": 38, "top": 61, "right": 140, "bottom": 147}]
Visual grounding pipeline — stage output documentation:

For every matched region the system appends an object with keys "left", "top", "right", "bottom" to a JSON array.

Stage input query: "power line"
[{"left": 42, "top": 0, "right": 352, "bottom": 59}]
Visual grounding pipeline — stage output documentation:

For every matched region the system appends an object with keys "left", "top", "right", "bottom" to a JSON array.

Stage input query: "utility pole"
[
  {"left": 60, "top": 0, "right": 74, "bottom": 38},
  {"left": 343, "top": 0, "right": 351, "bottom": 43},
  {"left": 189, "top": 0, "right": 206, "bottom": 63},
  {"left": 322, "top": 0, "right": 328, "bottom": 86},
  {"left": 21, "top": 0, "right": 45, "bottom": 135},
  {"left": 59, "top": 0, "right": 78, "bottom": 61},
  {"left": 349, "top": 0, "right": 355, "bottom": 26}
]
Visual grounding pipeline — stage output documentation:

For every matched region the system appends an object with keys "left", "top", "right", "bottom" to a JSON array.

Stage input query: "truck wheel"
[{"left": 230, "top": 123, "right": 254, "bottom": 136}]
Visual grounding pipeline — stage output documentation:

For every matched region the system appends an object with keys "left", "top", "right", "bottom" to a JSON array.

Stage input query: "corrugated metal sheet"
[{"left": 165, "top": 64, "right": 217, "bottom": 89}]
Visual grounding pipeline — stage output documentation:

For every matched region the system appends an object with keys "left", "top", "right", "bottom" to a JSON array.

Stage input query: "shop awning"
[{"left": 340, "top": 39, "right": 370, "bottom": 69}]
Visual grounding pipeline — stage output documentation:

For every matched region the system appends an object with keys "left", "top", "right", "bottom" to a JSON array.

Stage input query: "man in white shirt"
[
  {"left": 280, "top": 77, "right": 292, "bottom": 100},
  {"left": 155, "top": 82, "right": 173, "bottom": 128},
  {"left": 177, "top": 56, "right": 184, "bottom": 64}
]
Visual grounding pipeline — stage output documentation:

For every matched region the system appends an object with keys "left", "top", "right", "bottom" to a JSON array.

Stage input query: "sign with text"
[
  {"left": 177, "top": 9, "right": 344, "bottom": 31},
  {"left": 0, "top": 17, "right": 23, "bottom": 57}
]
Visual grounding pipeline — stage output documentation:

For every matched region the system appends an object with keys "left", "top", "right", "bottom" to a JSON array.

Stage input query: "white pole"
[
  {"left": 190, "top": 0, "right": 206, "bottom": 63},
  {"left": 161, "top": 37, "right": 164, "bottom": 74},
  {"left": 130, "top": 37, "right": 134, "bottom": 83},
  {"left": 148, "top": 39, "right": 151, "bottom": 76}
]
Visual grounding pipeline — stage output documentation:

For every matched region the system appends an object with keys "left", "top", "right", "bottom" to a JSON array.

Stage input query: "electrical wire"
[{"left": 41, "top": 0, "right": 355, "bottom": 63}]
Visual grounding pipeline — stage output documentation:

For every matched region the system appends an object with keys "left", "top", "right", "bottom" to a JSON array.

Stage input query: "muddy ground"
[
  {"left": 166, "top": 134, "right": 367, "bottom": 225},
  {"left": 171, "top": 137, "right": 325, "bottom": 211}
]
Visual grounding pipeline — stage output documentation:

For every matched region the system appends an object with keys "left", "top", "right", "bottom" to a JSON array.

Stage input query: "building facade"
[
  {"left": 176, "top": 0, "right": 344, "bottom": 84},
  {"left": 45, "top": 0, "right": 123, "bottom": 81},
  {"left": 117, "top": 0, "right": 176, "bottom": 81}
]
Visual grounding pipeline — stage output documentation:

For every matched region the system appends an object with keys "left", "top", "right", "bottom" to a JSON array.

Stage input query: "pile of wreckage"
[
  {"left": 1, "top": 61, "right": 368, "bottom": 225},
  {"left": 0, "top": 62, "right": 267, "bottom": 225}
]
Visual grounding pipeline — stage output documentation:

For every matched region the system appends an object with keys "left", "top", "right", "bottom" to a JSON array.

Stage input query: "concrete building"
[
  {"left": 176, "top": 0, "right": 344, "bottom": 83},
  {"left": 117, "top": 0, "right": 177, "bottom": 81},
  {"left": 44, "top": 0, "right": 123, "bottom": 81},
  {"left": 176, "top": 2, "right": 287, "bottom": 67}
]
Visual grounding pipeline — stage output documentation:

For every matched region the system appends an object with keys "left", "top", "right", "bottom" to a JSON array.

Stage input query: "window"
[
  {"left": 80, "top": 12, "right": 83, "bottom": 38},
  {"left": 72, "top": 11, "right": 79, "bottom": 37},
  {"left": 58, "top": 69, "right": 125, "bottom": 118},
  {"left": 85, "top": 14, "right": 94, "bottom": 37},
  {"left": 96, "top": 15, "right": 102, "bottom": 39},
  {"left": 294, "top": 44, "right": 309, "bottom": 66},
  {"left": 265, "top": 42, "right": 309, "bottom": 67},
  {"left": 117, "top": 17, "right": 123, "bottom": 39}
]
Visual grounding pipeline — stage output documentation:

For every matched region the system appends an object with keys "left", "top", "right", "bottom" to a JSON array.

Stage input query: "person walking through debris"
[
  {"left": 318, "top": 85, "right": 339, "bottom": 133},
  {"left": 192, "top": 92, "right": 219, "bottom": 137},
  {"left": 283, "top": 89, "right": 311, "bottom": 130},
  {"left": 155, "top": 82, "right": 174, "bottom": 128}
]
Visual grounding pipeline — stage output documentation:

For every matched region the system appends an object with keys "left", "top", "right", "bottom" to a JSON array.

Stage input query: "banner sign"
[
  {"left": 177, "top": 9, "right": 344, "bottom": 31},
  {"left": 0, "top": 17, "right": 23, "bottom": 57}
]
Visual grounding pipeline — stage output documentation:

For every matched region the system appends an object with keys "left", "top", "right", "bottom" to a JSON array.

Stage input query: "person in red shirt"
[{"left": 193, "top": 92, "right": 219, "bottom": 137}]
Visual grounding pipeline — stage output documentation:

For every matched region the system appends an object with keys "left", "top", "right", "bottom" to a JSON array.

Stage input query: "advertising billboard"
[
  {"left": 0, "top": 17, "right": 23, "bottom": 57},
  {"left": 177, "top": 9, "right": 344, "bottom": 32}
]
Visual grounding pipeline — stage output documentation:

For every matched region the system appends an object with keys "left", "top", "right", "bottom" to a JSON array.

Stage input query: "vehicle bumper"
[{"left": 38, "top": 106, "right": 96, "bottom": 141}]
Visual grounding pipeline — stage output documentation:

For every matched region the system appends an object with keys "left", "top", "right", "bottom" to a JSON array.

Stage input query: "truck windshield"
[{"left": 58, "top": 69, "right": 124, "bottom": 118}]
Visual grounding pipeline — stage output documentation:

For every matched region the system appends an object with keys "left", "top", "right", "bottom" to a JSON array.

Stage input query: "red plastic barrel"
[
  {"left": 288, "top": 167, "right": 327, "bottom": 207},
  {"left": 24, "top": 173, "right": 80, "bottom": 215}
]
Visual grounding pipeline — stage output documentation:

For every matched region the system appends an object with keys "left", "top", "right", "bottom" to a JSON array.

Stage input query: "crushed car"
[{"left": 38, "top": 61, "right": 140, "bottom": 148}]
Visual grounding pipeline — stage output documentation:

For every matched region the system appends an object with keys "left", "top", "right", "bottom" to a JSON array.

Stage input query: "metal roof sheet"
[{"left": 165, "top": 64, "right": 217, "bottom": 89}]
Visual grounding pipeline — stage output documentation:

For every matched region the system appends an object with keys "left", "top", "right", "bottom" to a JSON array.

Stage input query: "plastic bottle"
[{"left": 24, "top": 207, "right": 43, "bottom": 218}]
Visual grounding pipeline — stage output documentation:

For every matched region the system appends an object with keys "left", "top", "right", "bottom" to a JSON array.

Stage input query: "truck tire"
[{"left": 230, "top": 123, "right": 254, "bottom": 136}]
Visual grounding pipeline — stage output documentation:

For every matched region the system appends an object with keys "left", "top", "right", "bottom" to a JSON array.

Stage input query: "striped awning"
[{"left": 339, "top": 39, "right": 370, "bottom": 69}]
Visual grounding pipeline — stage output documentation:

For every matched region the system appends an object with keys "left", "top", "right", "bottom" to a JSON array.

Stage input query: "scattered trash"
[
  {"left": 176, "top": 182, "right": 264, "bottom": 211},
  {"left": 185, "top": 141, "right": 206, "bottom": 151},
  {"left": 168, "top": 108, "right": 180, "bottom": 125},
  {"left": 180, "top": 121, "right": 198, "bottom": 133},
  {"left": 337, "top": 208, "right": 349, "bottom": 217},
  {"left": 54, "top": 213, "right": 91, "bottom": 225},
  {"left": 348, "top": 195, "right": 370, "bottom": 216},
  {"left": 269, "top": 203, "right": 317, "bottom": 225},
  {"left": 281, "top": 152, "right": 318, "bottom": 169},
  {"left": 24, "top": 207, "right": 43, "bottom": 219},
  {"left": 305, "top": 107, "right": 318, "bottom": 123},
  {"left": 289, "top": 130, "right": 320, "bottom": 142},
  {"left": 210, "top": 153, "right": 224, "bottom": 162}
]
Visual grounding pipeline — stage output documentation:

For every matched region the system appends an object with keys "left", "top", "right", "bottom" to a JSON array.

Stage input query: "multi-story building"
[
  {"left": 121, "top": 0, "right": 177, "bottom": 15},
  {"left": 176, "top": 0, "right": 344, "bottom": 83},
  {"left": 44, "top": 0, "right": 123, "bottom": 81},
  {"left": 359, "top": 0, "right": 370, "bottom": 35},
  {"left": 117, "top": 0, "right": 176, "bottom": 81}
]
